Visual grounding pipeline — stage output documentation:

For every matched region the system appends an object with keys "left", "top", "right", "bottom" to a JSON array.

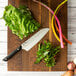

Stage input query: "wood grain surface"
[{"left": 8, "top": 0, "right": 67, "bottom": 71}]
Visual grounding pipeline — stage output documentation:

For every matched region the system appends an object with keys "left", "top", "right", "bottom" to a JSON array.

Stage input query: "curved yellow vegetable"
[{"left": 51, "top": 0, "right": 67, "bottom": 48}]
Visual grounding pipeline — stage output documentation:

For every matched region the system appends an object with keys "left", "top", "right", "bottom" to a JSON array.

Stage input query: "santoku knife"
[{"left": 3, "top": 28, "right": 49, "bottom": 61}]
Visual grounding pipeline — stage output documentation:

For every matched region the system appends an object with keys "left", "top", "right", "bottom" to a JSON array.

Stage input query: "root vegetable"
[
  {"left": 74, "top": 68, "right": 76, "bottom": 75},
  {"left": 67, "top": 62, "right": 75, "bottom": 70},
  {"left": 62, "top": 71, "right": 74, "bottom": 76}
]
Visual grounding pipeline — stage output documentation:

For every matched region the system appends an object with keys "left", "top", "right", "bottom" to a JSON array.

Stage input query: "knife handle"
[{"left": 3, "top": 46, "right": 22, "bottom": 61}]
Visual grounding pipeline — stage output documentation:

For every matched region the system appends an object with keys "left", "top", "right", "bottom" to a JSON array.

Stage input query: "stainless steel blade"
[{"left": 21, "top": 28, "right": 49, "bottom": 51}]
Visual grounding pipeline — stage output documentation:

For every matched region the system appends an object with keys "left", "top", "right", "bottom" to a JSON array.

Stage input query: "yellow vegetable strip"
[{"left": 51, "top": 0, "right": 67, "bottom": 48}]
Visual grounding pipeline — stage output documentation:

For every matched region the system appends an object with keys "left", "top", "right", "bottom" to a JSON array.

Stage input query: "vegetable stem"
[{"left": 33, "top": 0, "right": 65, "bottom": 48}]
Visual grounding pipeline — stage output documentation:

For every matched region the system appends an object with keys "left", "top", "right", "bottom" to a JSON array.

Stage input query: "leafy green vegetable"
[
  {"left": 35, "top": 40, "right": 60, "bottom": 67},
  {"left": 2, "top": 5, "right": 40, "bottom": 39}
]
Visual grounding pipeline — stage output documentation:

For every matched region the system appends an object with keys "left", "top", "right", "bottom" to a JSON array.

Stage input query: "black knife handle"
[{"left": 3, "top": 46, "right": 22, "bottom": 61}]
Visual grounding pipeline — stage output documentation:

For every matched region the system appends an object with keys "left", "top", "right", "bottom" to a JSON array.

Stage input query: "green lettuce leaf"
[{"left": 2, "top": 5, "right": 40, "bottom": 39}]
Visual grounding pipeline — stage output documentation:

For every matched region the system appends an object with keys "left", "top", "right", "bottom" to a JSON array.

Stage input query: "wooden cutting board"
[{"left": 8, "top": 0, "right": 67, "bottom": 71}]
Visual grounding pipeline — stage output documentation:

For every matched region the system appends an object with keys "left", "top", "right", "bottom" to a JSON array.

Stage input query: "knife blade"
[
  {"left": 22, "top": 28, "right": 49, "bottom": 51},
  {"left": 3, "top": 28, "right": 49, "bottom": 61}
]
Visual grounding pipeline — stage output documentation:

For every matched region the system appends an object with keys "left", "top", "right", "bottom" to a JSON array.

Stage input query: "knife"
[{"left": 3, "top": 28, "right": 49, "bottom": 61}]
